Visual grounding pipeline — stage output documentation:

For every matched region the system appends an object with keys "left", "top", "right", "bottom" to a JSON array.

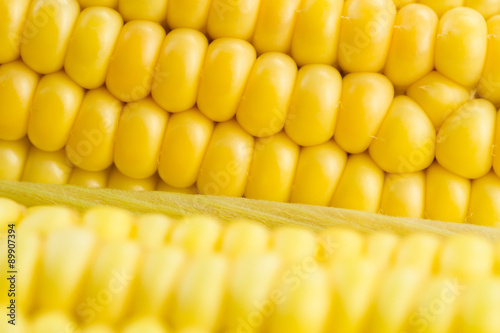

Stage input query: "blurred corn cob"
[{"left": 1, "top": 197, "right": 500, "bottom": 332}]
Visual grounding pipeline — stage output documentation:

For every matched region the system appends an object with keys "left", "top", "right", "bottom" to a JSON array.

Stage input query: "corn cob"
[{"left": 1, "top": 197, "right": 500, "bottom": 332}]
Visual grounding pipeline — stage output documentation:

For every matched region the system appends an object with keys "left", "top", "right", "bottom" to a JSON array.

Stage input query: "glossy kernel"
[
  {"left": 285, "top": 64, "right": 342, "bottom": 147},
  {"left": 28, "top": 71, "right": 85, "bottom": 152},
  {"left": 197, "top": 120, "right": 254, "bottom": 197},
  {"left": 106, "top": 21, "right": 166, "bottom": 102},
  {"left": 245, "top": 131, "right": 300, "bottom": 203},
  {"left": 114, "top": 98, "right": 168, "bottom": 179},
  {"left": 236, "top": 52, "right": 297, "bottom": 138},
  {"left": 0, "top": 61, "right": 39, "bottom": 141},
  {"left": 334, "top": 73, "right": 394, "bottom": 154},
  {"left": 64, "top": 7, "right": 123, "bottom": 90},
  {"left": 197, "top": 38, "right": 256, "bottom": 122},
  {"left": 152, "top": 29, "right": 208, "bottom": 113},
  {"left": 21, "top": 0, "right": 80, "bottom": 74},
  {"left": 435, "top": 7, "right": 487, "bottom": 87}
]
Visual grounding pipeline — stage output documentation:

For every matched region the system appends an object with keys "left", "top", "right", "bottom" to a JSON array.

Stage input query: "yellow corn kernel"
[
  {"left": 318, "top": 228, "right": 365, "bottom": 263},
  {"left": 78, "top": 0, "right": 118, "bottom": 8},
  {"left": 251, "top": 0, "right": 302, "bottom": 54},
  {"left": 83, "top": 206, "right": 135, "bottom": 241},
  {"left": 395, "top": 233, "right": 441, "bottom": 274},
  {"left": 371, "top": 267, "right": 426, "bottom": 333},
  {"left": 220, "top": 220, "right": 270, "bottom": 257},
  {"left": 134, "top": 247, "right": 185, "bottom": 315},
  {"left": 405, "top": 277, "right": 459, "bottom": 333},
  {"left": 172, "top": 255, "right": 228, "bottom": 331},
  {"left": 68, "top": 168, "right": 109, "bottom": 188},
  {"left": 30, "top": 311, "right": 77, "bottom": 333},
  {"left": 136, "top": 214, "right": 173, "bottom": 251},
  {"left": 38, "top": 229, "right": 96, "bottom": 309},
  {"left": 107, "top": 167, "right": 159, "bottom": 191},
  {"left": 236, "top": 53, "right": 297, "bottom": 138},
  {"left": 417, "top": 0, "right": 464, "bottom": 17},
  {"left": 272, "top": 227, "right": 318, "bottom": 263},
  {"left": 81, "top": 324, "right": 115, "bottom": 333},
  {"left": 66, "top": 88, "right": 123, "bottom": 172},
  {"left": 330, "top": 153, "right": 385, "bottom": 213},
  {"left": 28, "top": 71, "right": 85, "bottom": 152},
  {"left": 468, "top": 171, "right": 500, "bottom": 227},
  {"left": 21, "top": 147, "right": 72, "bottom": 185},
  {"left": 197, "top": 38, "right": 256, "bottom": 122},
  {"left": 435, "top": 7, "right": 487, "bottom": 87},
  {"left": 119, "top": 0, "right": 168, "bottom": 22},
  {"left": 478, "top": 16, "right": 500, "bottom": 106},
  {"left": 290, "top": 140, "right": 347, "bottom": 206},
  {"left": 0, "top": 0, "right": 31, "bottom": 63},
  {"left": 18, "top": 206, "right": 79, "bottom": 235},
  {"left": 225, "top": 254, "right": 282, "bottom": 332},
  {"left": 406, "top": 71, "right": 471, "bottom": 130},
  {"left": 20, "top": 0, "right": 80, "bottom": 74},
  {"left": 269, "top": 268, "right": 331, "bottom": 333},
  {"left": 334, "top": 73, "right": 394, "bottom": 154},
  {"left": 0, "top": 138, "right": 30, "bottom": 181},
  {"left": 158, "top": 108, "right": 214, "bottom": 188},
  {"left": 436, "top": 99, "right": 496, "bottom": 179},
  {"left": 84, "top": 241, "right": 141, "bottom": 324},
  {"left": 439, "top": 235, "right": 495, "bottom": 281},
  {"left": 285, "top": 64, "right": 342, "bottom": 146},
  {"left": 206, "top": 0, "right": 261, "bottom": 41},
  {"left": 380, "top": 172, "right": 426, "bottom": 219},
  {"left": 384, "top": 4, "right": 438, "bottom": 88},
  {"left": 245, "top": 131, "right": 300, "bottom": 202},
  {"left": 369, "top": 96, "right": 435, "bottom": 173},
  {"left": 0, "top": 198, "right": 25, "bottom": 233},
  {"left": 114, "top": 98, "right": 168, "bottom": 179},
  {"left": 0, "top": 61, "right": 39, "bottom": 141},
  {"left": 169, "top": 216, "right": 222, "bottom": 255},
  {"left": 291, "top": 0, "right": 344, "bottom": 66},
  {"left": 106, "top": 21, "right": 166, "bottom": 102},
  {"left": 152, "top": 29, "right": 208, "bottom": 113},
  {"left": 327, "top": 259, "right": 383, "bottom": 332},
  {"left": 393, "top": 0, "right": 417, "bottom": 8},
  {"left": 338, "top": 0, "right": 396, "bottom": 73},
  {"left": 197, "top": 120, "right": 254, "bottom": 197},
  {"left": 177, "top": 329, "right": 209, "bottom": 333},
  {"left": 166, "top": 0, "right": 212, "bottom": 31},
  {"left": 425, "top": 161, "right": 471, "bottom": 223},
  {"left": 156, "top": 180, "right": 199, "bottom": 195},
  {"left": 122, "top": 317, "right": 169, "bottom": 333},
  {"left": 465, "top": 0, "right": 500, "bottom": 19},
  {"left": 366, "top": 232, "right": 400, "bottom": 268},
  {"left": 458, "top": 279, "right": 500, "bottom": 333},
  {"left": 64, "top": 7, "right": 123, "bottom": 90},
  {"left": 494, "top": 110, "right": 500, "bottom": 176}
]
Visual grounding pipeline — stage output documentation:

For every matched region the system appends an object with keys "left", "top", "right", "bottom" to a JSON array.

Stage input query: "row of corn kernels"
[
  {"left": 0, "top": 137, "right": 199, "bottom": 193},
  {"left": 2, "top": 0, "right": 500, "bottom": 95},
  {"left": 1, "top": 198, "right": 500, "bottom": 332},
  {"left": 3, "top": 136, "right": 500, "bottom": 227},
  {"left": 1, "top": 54, "right": 499, "bottom": 179}
]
